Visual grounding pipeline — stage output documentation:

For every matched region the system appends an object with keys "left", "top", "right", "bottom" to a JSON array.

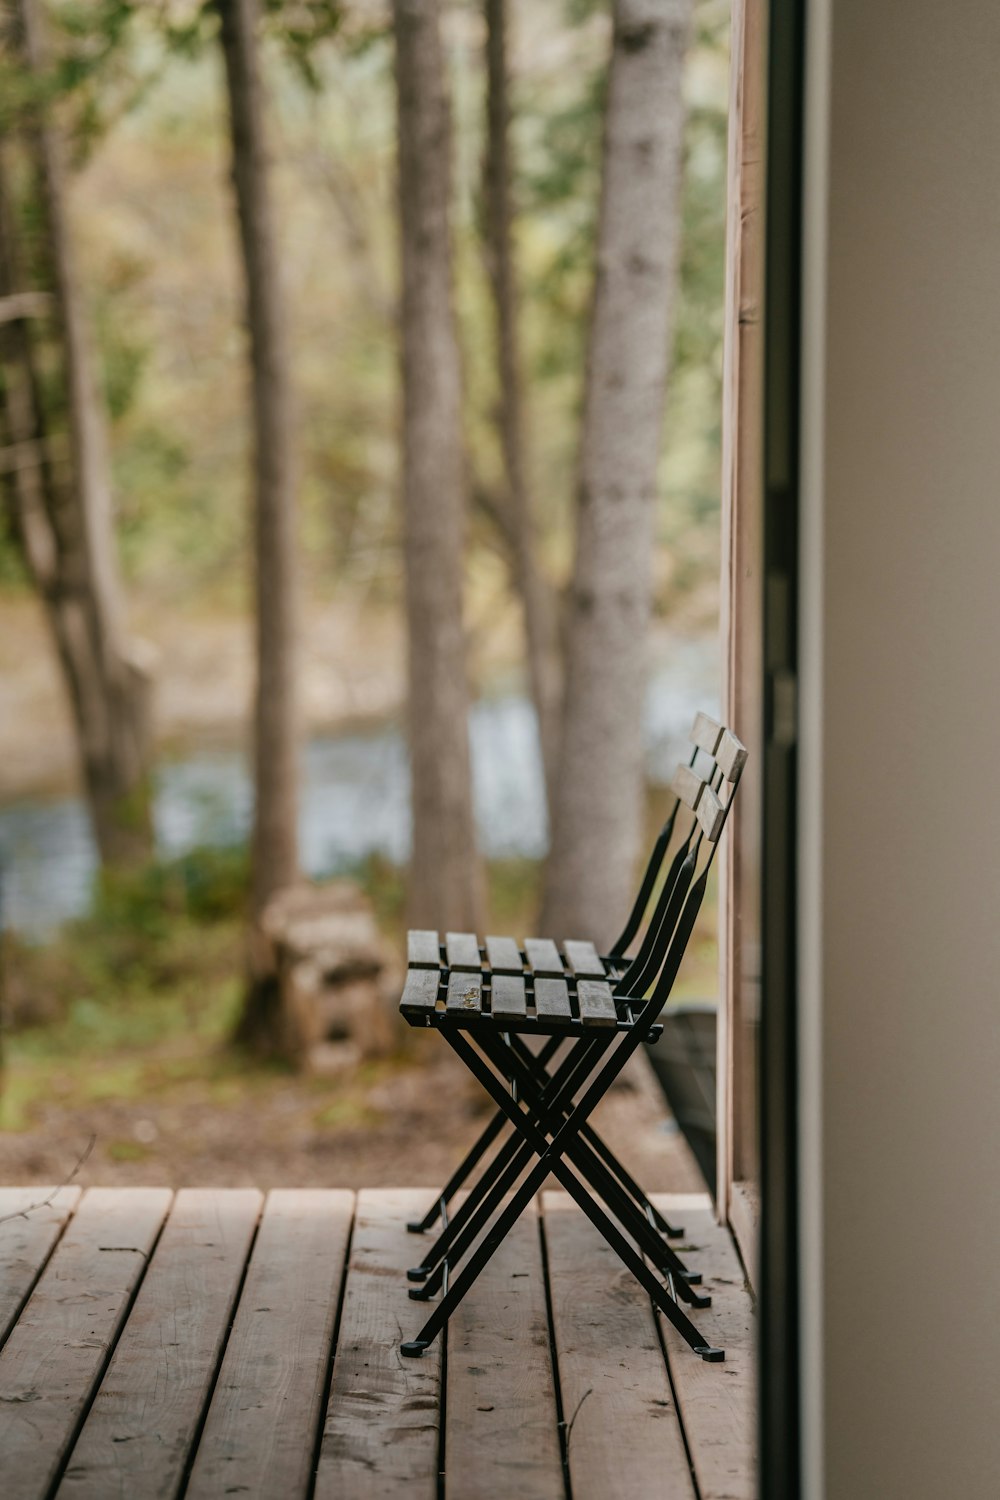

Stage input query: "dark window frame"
[{"left": 759, "top": 0, "right": 806, "bottom": 1495}]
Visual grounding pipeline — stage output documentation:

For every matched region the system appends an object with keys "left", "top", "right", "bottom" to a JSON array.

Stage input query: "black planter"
[{"left": 646, "top": 1001, "right": 717, "bottom": 1195}]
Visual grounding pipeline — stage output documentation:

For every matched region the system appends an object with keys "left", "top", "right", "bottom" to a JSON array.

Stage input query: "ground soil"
[{"left": 0, "top": 1041, "right": 705, "bottom": 1197}]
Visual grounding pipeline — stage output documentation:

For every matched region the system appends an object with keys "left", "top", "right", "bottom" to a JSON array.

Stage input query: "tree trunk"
[
  {"left": 540, "top": 0, "right": 692, "bottom": 946},
  {"left": 482, "top": 0, "right": 561, "bottom": 811},
  {"left": 216, "top": 0, "right": 300, "bottom": 921},
  {"left": 391, "top": 0, "right": 485, "bottom": 933},
  {"left": 2, "top": 0, "right": 153, "bottom": 869}
]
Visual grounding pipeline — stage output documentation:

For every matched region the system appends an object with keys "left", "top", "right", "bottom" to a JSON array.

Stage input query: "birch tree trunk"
[
  {"left": 216, "top": 0, "right": 300, "bottom": 921},
  {"left": 392, "top": 0, "right": 485, "bottom": 932},
  {"left": 2, "top": 0, "right": 153, "bottom": 869},
  {"left": 540, "top": 0, "right": 691, "bottom": 945},
  {"left": 483, "top": 0, "right": 561, "bottom": 810}
]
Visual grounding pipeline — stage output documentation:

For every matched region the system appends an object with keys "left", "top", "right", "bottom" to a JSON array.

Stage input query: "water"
[{"left": 0, "top": 637, "right": 717, "bottom": 937}]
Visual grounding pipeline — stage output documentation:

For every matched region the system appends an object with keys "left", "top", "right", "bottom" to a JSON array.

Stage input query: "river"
[{"left": 0, "top": 636, "right": 717, "bottom": 937}]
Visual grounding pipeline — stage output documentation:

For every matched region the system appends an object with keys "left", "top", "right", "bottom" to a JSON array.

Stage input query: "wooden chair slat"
[
  {"left": 445, "top": 932, "right": 482, "bottom": 971},
  {"left": 696, "top": 785, "right": 726, "bottom": 842},
  {"left": 563, "top": 940, "right": 606, "bottom": 979},
  {"left": 533, "top": 977, "right": 572, "bottom": 1020},
  {"left": 491, "top": 974, "right": 527, "bottom": 1020},
  {"left": 690, "top": 711, "right": 724, "bottom": 756},
  {"left": 524, "top": 938, "right": 564, "bottom": 978},
  {"left": 485, "top": 935, "right": 523, "bottom": 975},
  {"left": 447, "top": 972, "right": 484, "bottom": 1015},
  {"left": 671, "top": 763, "right": 705, "bottom": 811},
  {"left": 577, "top": 980, "right": 618, "bottom": 1029},
  {"left": 408, "top": 930, "right": 441, "bottom": 968},
  {"left": 717, "top": 728, "right": 749, "bottom": 782},
  {"left": 401, "top": 968, "right": 440, "bottom": 1017}
]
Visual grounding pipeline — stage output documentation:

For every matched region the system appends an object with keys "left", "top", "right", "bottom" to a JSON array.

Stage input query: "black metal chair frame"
[{"left": 398, "top": 713, "right": 746, "bottom": 1363}]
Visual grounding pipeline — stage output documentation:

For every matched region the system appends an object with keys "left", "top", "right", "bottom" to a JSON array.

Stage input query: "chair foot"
[
  {"left": 401, "top": 1340, "right": 430, "bottom": 1358},
  {"left": 680, "top": 1270, "right": 702, "bottom": 1284},
  {"left": 406, "top": 1222, "right": 428, "bottom": 1234},
  {"left": 695, "top": 1345, "right": 725, "bottom": 1363},
  {"left": 686, "top": 1289, "right": 712, "bottom": 1309},
  {"left": 408, "top": 1285, "right": 434, "bottom": 1301},
  {"left": 407, "top": 1267, "right": 430, "bottom": 1282}
]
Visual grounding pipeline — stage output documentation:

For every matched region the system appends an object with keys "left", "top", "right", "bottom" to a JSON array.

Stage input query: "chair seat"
[{"left": 399, "top": 930, "right": 662, "bottom": 1039}]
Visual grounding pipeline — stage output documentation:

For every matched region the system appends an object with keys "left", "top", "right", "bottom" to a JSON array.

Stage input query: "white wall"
[{"left": 799, "top": 2, "right": 1000, "bottom": 1496}]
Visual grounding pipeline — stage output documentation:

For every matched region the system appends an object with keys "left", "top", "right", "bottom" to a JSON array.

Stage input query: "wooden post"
[{"left": 717, "top": 0, "right": 765, "bottom": 1232}]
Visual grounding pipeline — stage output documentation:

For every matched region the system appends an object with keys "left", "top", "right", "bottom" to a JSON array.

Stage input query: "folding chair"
[{"left": 397, "top": 712, "right": 747, "bottom": 1362}]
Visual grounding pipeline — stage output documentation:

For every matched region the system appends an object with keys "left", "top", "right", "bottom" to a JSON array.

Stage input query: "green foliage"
[
  {"left": 0, "top": 481, "right": 30, "bottom": 586},
  {"left": 92, "top": 842, "right": 250, "bottom": 936},
  {"left": 260, "top": 0, "right": 342, "bottom": 89},
  {"left": 0, "top": 844, "right": 250, "bottom": 1135},
  {"left": 0, "top": 922, "right": 245, "bottom": 1129}
]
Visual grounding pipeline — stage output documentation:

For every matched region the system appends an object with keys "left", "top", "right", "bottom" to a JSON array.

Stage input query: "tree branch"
[{"left": 0, "top": 1134, "right": 95, "bottom": 1227}]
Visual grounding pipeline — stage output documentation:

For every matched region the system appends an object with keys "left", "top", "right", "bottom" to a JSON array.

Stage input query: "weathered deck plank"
[
  {"left": 0, "top": 1187, "right": 172, "bottom": 1500},
  {"left": 185, "top": 1189, "right": 353, "bottom": 1500},
  {"left": 653, "top": 1193, "right": 758, "bottom": 1500},
  {"left": 542, "top": 1191, "right": 697, "bottom": 1500},
  {"left": 0, "top": 1186, "right": 756, "bottom": 1499},
  {"left": 317, "top": 1189, "right": 442, "bottom": 1500},
  {"left": 0, "top": 1187, "right": 81, "bottom": 1348},
  {"left": 446, "top": 1200, "right": 564, "bottom": 1500},
  {"left": 57, "top": 1188, "right": 261, "bottom": 1500}
]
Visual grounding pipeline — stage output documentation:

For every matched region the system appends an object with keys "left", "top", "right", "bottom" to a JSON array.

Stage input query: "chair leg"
[
  {"left": 401, "top": 1103, "right": 721, "bottom": 1362},
  {"left": 402, "top": 1022, "right": 722, "bottom": 1360},
  {"left": 487, "top": 1034, "right": 700, "bottom": 1283},
  {"left": 473, "top": 1032, "right": 706, "bottom": 1302},
  {"left": 410, "top": 1030, "right": 701, "bottom": 1302},
  {"left": 408, "top": 1036, "right": 610, "bottom": 1294},
  {"left": 409, "top": 1028, "right": 679, "bottom": 1272},
  {"left": 407, "top": 1129, "right": 528, "bottom": 1295},
  {"left": 583, "top": 1126, "right": 684, "bottom": 1237},
  {"left": 406, "top": 1110, "right": 507, "bottom": 1234},
  {"left": 408, "top": 1128, "right": 538, "bottom": 1301},
  {"left": 406, "top": 1035, "right": 564, "bottom": 1233},
  {"left": 505, "top": 1033, "right": 685, "bottom": 1238}
]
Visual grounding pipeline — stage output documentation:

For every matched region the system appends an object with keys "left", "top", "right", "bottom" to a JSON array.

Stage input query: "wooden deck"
[{"left": 0, "top": 1186, "right": 755, "bottom": 1499}]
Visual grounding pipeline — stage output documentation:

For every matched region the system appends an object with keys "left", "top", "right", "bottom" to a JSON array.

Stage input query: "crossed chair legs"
[
  {"left": 400, "top": 1019, "right": 725, "bottom": 1363},
  {"left": 405, "top": 1032, "right": 693, "bottom": 1295},
  {"left": 408, "top": 1032, "right": 682, "bottom": 1243}
]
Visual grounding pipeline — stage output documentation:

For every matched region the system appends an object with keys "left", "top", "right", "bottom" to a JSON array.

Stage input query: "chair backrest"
[{"left": 612, "top": 712, "right": 747, "bottom": 1010}]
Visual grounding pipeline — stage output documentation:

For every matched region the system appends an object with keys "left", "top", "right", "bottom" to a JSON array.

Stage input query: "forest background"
[{"left": 0, "top": 0, "right": 727, "bottom": 1189}]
